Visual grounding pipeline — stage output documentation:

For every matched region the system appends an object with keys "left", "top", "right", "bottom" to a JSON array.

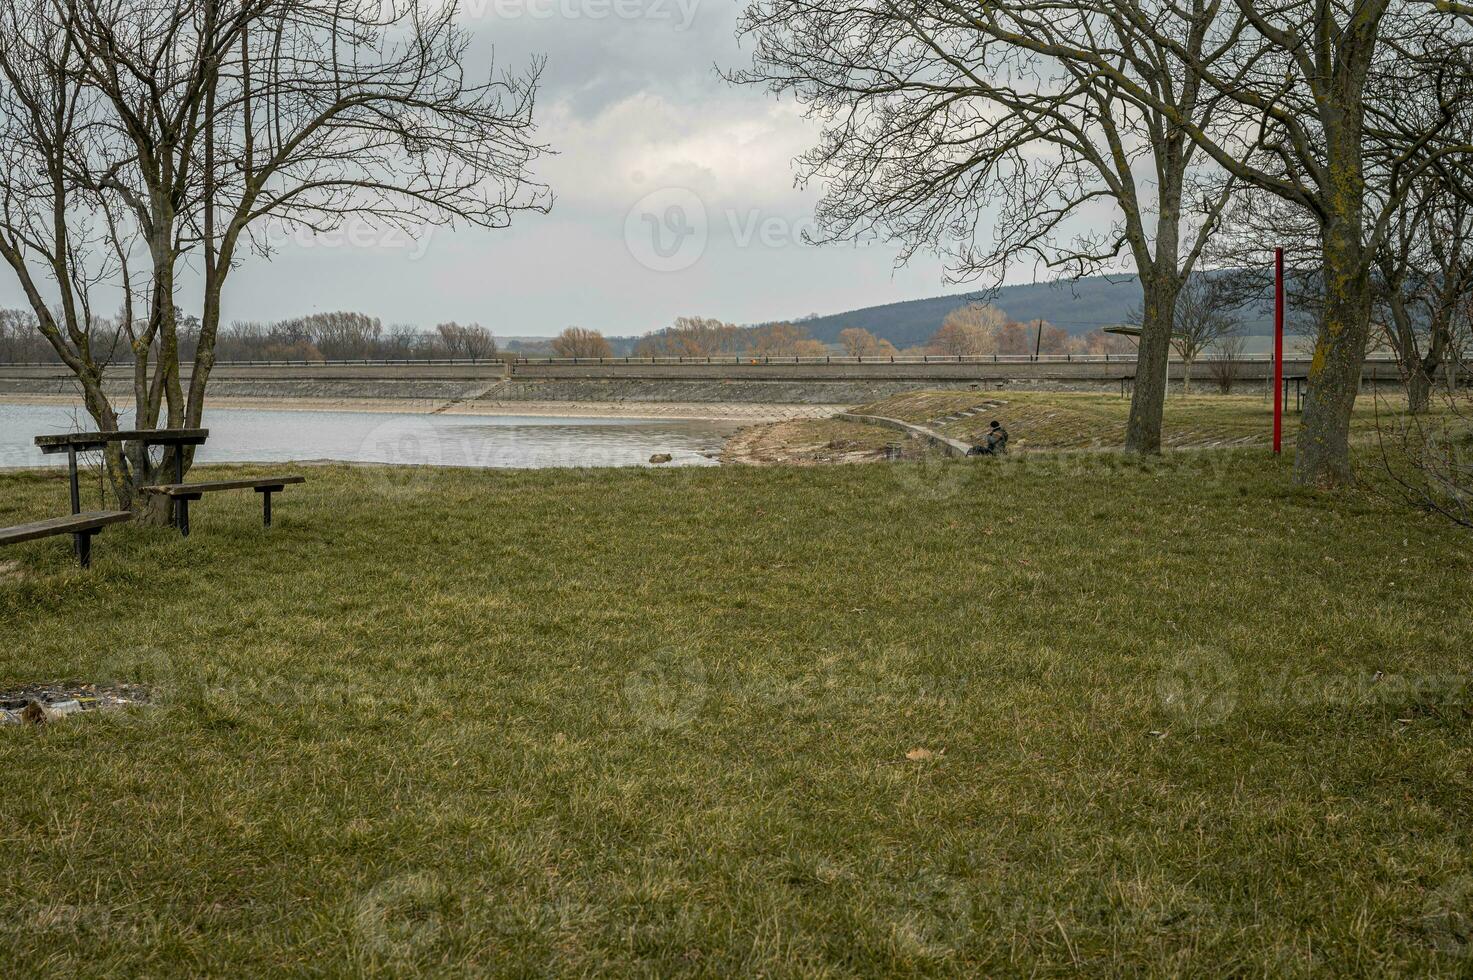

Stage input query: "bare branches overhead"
[{"left": 0, "top": 0, "right": 549, "bottom": 512}]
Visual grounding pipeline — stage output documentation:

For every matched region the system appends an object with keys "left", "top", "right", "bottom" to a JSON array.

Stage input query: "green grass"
[
  {"left": 855, "top": 389, "right": 1450, "bottom": 451},
  {"left": 2, "top": 454, "right": 1472, "bottom": 976}
]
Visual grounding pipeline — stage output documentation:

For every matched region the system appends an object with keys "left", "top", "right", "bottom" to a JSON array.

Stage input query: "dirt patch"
[
  {"left": 722, "top": 418, "right": 938, "bottom": 466},
  {"left": 0, "top": 559, "right": 25, "bottom": 583}
]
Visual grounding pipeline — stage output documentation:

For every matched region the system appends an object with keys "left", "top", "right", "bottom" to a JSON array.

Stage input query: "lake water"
[{"left": 0, "top": 404, "right": 741, "bottom": 470}]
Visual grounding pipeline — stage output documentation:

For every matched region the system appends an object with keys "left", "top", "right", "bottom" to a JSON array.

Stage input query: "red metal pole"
[{"left": 1273, "top": 247, "right": 1285, "bottom": 455}]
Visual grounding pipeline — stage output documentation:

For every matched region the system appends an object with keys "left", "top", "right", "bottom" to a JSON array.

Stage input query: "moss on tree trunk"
[{"left": 1125, "top": 274, "right": 1178, "bottom": 454}]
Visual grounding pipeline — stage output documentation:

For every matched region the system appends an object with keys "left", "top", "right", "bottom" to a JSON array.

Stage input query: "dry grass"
[
  {"left": 1, "top": 456, "right": 1471, "bottom": 975},
  {"left": 851, "top": 389, "right": 1452, "bottom": 452}
]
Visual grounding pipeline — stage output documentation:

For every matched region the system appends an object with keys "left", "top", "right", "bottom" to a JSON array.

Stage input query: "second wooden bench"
[{"left": 143, "top": 476, "right": 306, "bottom": 537}]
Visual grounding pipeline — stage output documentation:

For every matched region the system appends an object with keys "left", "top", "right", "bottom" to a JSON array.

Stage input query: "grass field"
[
  {"left": 853, "top": 390, "right": 1439, "bottom": 451},
  {"left": 2, "top": 446, "right": 1472, "bottom": 975}
]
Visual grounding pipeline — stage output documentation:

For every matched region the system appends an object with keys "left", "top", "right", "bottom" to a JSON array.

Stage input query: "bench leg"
[
  {"left": 169, "top": 450, "right": 185, "bottom": 528},
  {"left": 255, "top": 486, "right": 284, "bottom": 528},
  {"left": 73, "top": 530, "right": 93, "bottom": 569}
]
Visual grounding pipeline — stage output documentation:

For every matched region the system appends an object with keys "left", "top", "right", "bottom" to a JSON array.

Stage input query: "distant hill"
[
  {"left": 789, "top": 275, "right": 1274, "bottom": 349},
  {"left": 586, "top": 274, "right": 1277, "bottom": 355}
]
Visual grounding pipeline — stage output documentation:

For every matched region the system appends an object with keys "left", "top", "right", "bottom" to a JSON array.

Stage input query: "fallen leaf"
[{"left": 905, "top": 747, "right": 938, "bottom": 761}]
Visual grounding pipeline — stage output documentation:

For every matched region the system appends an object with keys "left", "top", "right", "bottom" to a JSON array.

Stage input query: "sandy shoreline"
[{"left": 0, "top": 393, "right": 848, "bottom": 423}]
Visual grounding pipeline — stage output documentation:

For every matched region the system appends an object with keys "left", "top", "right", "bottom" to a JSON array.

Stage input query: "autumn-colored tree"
[
  {"left": 435, "top": 323, "right": 497, "bottom": 359},
  {"left": 552, "top": 327, "right": 613, "bottom": 358},
  {"left": 929, "top": 304, "right": 1007, "bottom": 355},
  {"left": 636, "top": 316, "right": 744, "bottom": 356},
  {"left": 990, "top": 321, "right": 1033, "bottom": 355},
  {"left": 838, "top": 326, "right": 890, "bottom": 356},
  {"left": 1079, "top": 329, "right": 1137, "bottom": 356},
  {"left": 749, "top": 322, "right": 822, "bottom": 356}
]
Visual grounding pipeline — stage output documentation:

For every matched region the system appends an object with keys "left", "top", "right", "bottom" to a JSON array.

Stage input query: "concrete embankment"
[
  {"left": 0, "top": 356, "right": 1412, "bottom": 413},
  {"left": 835, "top": 412, "right": 973, "bottom": 457},
  {"left": 0, "top": 362, "right": 1099, "bottom": 410}
]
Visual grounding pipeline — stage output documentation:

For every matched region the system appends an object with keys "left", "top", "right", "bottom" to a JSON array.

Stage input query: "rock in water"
[{"left": 649, "top": 453, "right": 673, "bottom": 464}]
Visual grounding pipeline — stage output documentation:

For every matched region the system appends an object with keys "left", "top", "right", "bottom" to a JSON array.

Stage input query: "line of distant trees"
[
  {"left": 0, "top": 303, "right": 1244, "bottom": 366},
  {"left": 924, "top": 304, "right": 1138, "bottom": 358},
  {"left": 0, "top": 305, "right": 1157, "bottom": 365},
  {"left": 0, "top": 310, "right": 498, "bottom": 363}
]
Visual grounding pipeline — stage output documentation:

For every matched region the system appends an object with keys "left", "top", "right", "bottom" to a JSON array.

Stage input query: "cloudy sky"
[
  {"left": 0, "top": 0, "right": 1007, "bottom": 338},
  {"left": 203, "top": 0, "right": 964, "bottom": 338}
]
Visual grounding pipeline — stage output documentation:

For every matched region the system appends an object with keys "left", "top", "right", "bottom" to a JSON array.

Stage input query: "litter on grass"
[{"left": 0, "top": 682, "right": 152, "bottom": 726}]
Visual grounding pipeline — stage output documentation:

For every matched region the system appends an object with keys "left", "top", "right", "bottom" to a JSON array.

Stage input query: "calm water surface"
[{"left": 0, "top": 403, "right": 740, "bottom": 470}]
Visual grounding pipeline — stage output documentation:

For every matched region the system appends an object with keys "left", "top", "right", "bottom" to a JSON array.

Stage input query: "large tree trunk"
[
  {"left": 1407, "top": 367, "right": 1432, "bottom": 415},
  {"left": 1125, "top": 272, "right": 1178, "bottom": 454},
  {"left": 1296, "top": 217, "right": 1372, "bottom": 487}
]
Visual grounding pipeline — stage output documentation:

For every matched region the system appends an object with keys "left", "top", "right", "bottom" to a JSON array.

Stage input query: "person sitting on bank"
[{"left": 969, "top": 420, "right": 1009, "bottom": 456}]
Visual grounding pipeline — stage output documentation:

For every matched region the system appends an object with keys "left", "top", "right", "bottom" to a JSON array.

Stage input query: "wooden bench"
[
  {"left": 142, "top": 476, "right": 306, "bottom": 537},
  {"left": 35, "top": 428, "right": 210, "bottom": 530},
  {"left": 0, "top": 511, "right": 133, "bottom": 568}
]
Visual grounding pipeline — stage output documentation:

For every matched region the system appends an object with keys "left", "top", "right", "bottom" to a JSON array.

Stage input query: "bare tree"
[
  {"left": 1206, "top": 331, "right": 1249, "bottom": 394},
  {"left": 635, "top": 317, "right": 745, "bottom": 357},
  {"left": 0, "top": 0, "right": 547, "bottom": 516},
  {"left": 0, "top": 308, "right": 50, "bottom": 361},
  {"left": 552, "top": 327, "right": 613, "bottom": 359},
  {"left": 929, "top": 305, "right": 1006, "bottom": 355},
  {"left": 1374, "top": 164, "right": 1473, "bottom": 412},
  {"left": 434, "top": 323, "right": 497, "bottom": 360},
  {"left": 838, "top": 326, "right": 897, "bottom": 357},
  {"left": 1132, "top": 274, "right": 1242, "bottom": 393},
  {"left": 747, "top": 322, "right": 824, "bottom": 356},
  {"left": 734, "top": 0, "right": 1237, "bottom": 453},
  {"left": 1375, "top": 386, "right": 1473, "bottom": 527},
  {"left": 1089, "top": 1, "right": 1473, "bottom": 484},
  {"left": 1079, "top": 327, "right": 1138, "bottom": 356}
]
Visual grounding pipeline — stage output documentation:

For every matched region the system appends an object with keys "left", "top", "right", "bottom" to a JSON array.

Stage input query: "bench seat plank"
[
  {"left": 0, "top": 511, "right": 133, "bottom": 546},
  {"left": 142, "top": 476, "right": 306, "bottom": 497}
]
